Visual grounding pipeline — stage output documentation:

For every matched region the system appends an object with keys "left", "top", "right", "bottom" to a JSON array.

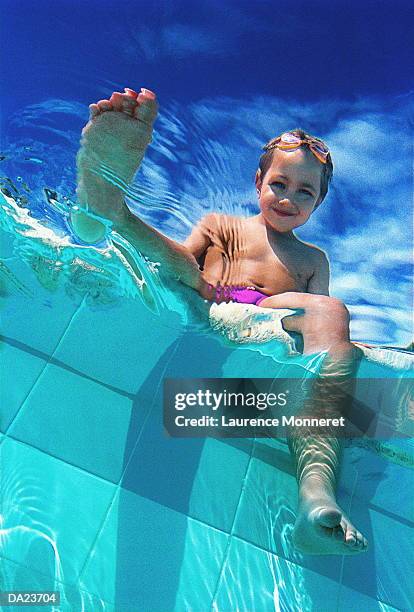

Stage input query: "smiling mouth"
[{"left": 273, "top": 208, "right": 297, "bottom": 217}]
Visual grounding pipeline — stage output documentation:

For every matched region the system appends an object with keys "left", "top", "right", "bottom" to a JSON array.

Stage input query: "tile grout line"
[
  {"left": 2, "top": 335, "right": 136, "bottom": 400},
  {"left": 210, "top": 436, "right": 256, "bottom": 609},
  {"left": 4, "top": 298, "right": 87, "bottom": 435},
  {"left": 335, "top": 464, "right": 359, "bottom": 612},
  {"left": 77, "top": 482, "right": 121, "bottom": 588},
  {"left": 0, "top": 553, "right": 115, "bottom": 608},
  {"left": 3, "top": 434, "right": 118, "bottom": 487}
]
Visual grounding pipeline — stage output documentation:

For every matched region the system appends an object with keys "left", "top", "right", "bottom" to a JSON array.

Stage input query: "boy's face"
[{"left": 256, "top": 148, "right": 322, "bottom": 233}]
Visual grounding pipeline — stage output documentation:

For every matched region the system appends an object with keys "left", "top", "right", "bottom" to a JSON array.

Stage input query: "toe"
[
  {"left": 124, "top": 87, "right": 139, "bottom": 99},
  {"left": 122, "top": 95, "right": 137, "bottom": 116},
  {"left": 134, "top": 94, "right": 158, "bottom": 125},
  {"left": 357, "top": 534, "right": 369, "bottom": 550},
  {"left": 315, "top": 507, "right": 342, "bottom": 529},
  {"left": 345, "top": 529, "right": 358, "bottom": 546},
  {"left": 334, "top": 525, "right": 345, "bottom": 541},
  {"left": 88, "top": 103, "right": 100, "bottom": 119},
  {"left": 109, "top": 92, "right": 124, "bottom": 111},
  {"left": 97, "top": 99, "right": 113, "bottom": 112},
  {"left": 140, "top": 87, "right": 156, "bottom": 100}
]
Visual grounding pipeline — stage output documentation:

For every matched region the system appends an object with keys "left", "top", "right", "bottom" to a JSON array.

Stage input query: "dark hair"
[{"left": 258, "top": 128, "right": 333, "bottom": 207}]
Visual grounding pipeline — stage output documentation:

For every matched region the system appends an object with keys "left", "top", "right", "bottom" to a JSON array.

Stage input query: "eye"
[
  {"left": 300, "top": 189, "right": 313, "bottom": 197},
  {"left": 271, "top": 181, "right": 285, "bottom": 189}
]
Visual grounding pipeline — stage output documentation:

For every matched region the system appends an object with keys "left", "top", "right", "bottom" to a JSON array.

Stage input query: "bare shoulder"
[
  {"left": 293, "top": 238, "right": 330, "bottom": 295},
  {"left": 196, "top": 212, "right": 228, "bottom": 230},
  {"left": 294, "top": 238, "right": 329, "bottom": 268},
  {"left": 198, "top": 212, "right": 246, "bottom": 234}
]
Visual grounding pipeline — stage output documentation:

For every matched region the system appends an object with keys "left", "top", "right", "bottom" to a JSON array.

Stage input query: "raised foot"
[
  {"left": 75, "top": 87, "right": 158, "bottom": 226},
  {"left": 292, "top": 500, "right": 368, "bottom": 556},
  {"left": 80, "top": 87, "right": 158, "bottom": 182}
]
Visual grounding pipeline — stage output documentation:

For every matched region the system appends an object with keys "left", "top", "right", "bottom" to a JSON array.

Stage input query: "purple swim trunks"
[{"left": 210, "top": 285, "right": 269, "bottom": 306}]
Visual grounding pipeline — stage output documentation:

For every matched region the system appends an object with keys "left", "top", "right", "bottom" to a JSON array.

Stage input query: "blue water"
[{"left": 1, "top": 2, "right": 414, "bottom": 610}]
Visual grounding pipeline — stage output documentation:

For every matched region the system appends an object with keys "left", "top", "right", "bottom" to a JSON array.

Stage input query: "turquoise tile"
[
  {"left": 232, "top": 439, "right": 347, "bottom": 582},
  {"left": 0, "top": 556, "right": 114, "bottom": 611},
  {"left": 8, "top": 363, "right": 141, "bottom": 483},
  {"left": 81, "top": 488, "right": 229, "bottom": 610},
  {"left": 173, "top": 519, "right": 229, "bottom": 612},
  {"left": 0, "top": 342, "right": 46, "bottom": 433},
  {"left": 337, "top": 582, "right": 403, "bottom": 612},
  {"left": 187, "top": 438, "right": 252, "bottom": 530},
  {"left": 213, "top": 536, "right": 341, "bottom": 612},
  {"left": 0, "top": 437, "right": 116, "bottom": 584},
  {"left": 339, "top": 444, "right": 414, "bottom": 523},
  {"left": 341, "top": 505, "right": 414, "bottom": 610},
  {"left": 52, "top": 296, "right": 182, "bottom": 394},
  {"left": 122, "top": 388, "right": 252, "bottom": 530},
  {"left": 2, "top": 288, "right": 82, "bottom": 357},
  {"left": 119, "top": 330, "right": 253, "bottom": 531},
  {"left": 0, "top": 228, "right": 16, "bottom": 258}
]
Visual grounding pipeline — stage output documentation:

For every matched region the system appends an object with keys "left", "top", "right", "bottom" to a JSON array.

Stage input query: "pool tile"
[
  {"left": 119, "top": 329, "right": 252, "bottom": 531},
  {"left": 1, "top": 258, "right": 83, "bottom": 357},
  {"left": 52, "top": 297, "right": 182, "bottom": 394},
  {"left": 0, "top": 343, "right": 46, "bottom": 433},
  {"left": 0, "top": 228, "right": 16, "bottom": 258},
  {"left": 8, "top": 363, "right": 141, "bottom": 483},
  {"left": 0, "top": 556, "right": 115, "bottom": 611},
  {"left": 232, "top": 439, "right": 347, "bottom": 582},
  {"left": 339, "top": 444, "right": 414, "bottom": 523},
  {"left": 341, "top": 504, "right": 413, "bottom": 610},
  {"left": 337, "top": 582, "right": 403, "bottom": 612},
  {"left": 121, "top": 388, "right": 252, "bottom": 531},
  {"left": 81, "top": 488, "right": 229, "bottom": 610},
  {"left": 213, "top": 536, "right": 341, "bottom": 612},
  {"left": 0, "top": 438, "right": 116, "bottom": 585}
]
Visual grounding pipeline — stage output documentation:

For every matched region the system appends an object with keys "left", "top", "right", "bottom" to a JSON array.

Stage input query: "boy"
[{"left": 72, "top": 87, "right": 368, "bottom": 555}]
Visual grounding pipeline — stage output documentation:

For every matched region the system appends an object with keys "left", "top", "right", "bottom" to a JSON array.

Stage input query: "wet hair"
[{"left": 258, "top": 128, "right": 333, "bottom": 207}]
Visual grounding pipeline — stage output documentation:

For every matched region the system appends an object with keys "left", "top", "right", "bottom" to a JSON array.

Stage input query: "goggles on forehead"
[{"left": 264, "top": 132, "right": 330, "bottom": 165}]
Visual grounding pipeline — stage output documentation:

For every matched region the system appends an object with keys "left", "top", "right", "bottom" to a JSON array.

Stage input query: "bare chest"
[{"left": 201, "top": 223, "right": 313, "bottom": 293}]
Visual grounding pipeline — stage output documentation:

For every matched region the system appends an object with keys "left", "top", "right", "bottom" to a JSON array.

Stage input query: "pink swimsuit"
[{"left": 210, "top": 285, "right": 269, "bottom": 306}]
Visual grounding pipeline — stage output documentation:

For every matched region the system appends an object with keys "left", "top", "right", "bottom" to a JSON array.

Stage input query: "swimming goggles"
[{"left": 264, "top": 132, "right": 330, "bottom": 164}]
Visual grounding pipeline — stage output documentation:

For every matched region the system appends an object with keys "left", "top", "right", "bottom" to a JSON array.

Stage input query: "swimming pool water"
[
  {"left": 1, "top": 5, "right": 413, "bottom": 604},
  {"left": 1, "top": 193, "right": 413, "bottom": 610}
]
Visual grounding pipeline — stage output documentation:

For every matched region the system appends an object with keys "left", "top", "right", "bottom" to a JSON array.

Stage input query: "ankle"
[{"left": 299, "top": 473, "right": 336, "bottom": 502}]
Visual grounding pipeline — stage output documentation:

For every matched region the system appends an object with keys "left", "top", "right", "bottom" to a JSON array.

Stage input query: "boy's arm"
[
  {"left": 182, "top": 214, "right": 214, "bottom": 260},
  {"left": 306, "top": 249, "right": 330, "bottom": 296},
  {"left": 72, "top": 87, "right": 214, "bottom": 296}
]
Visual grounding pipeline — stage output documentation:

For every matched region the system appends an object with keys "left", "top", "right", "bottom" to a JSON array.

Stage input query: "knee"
[{"left": 308, "top": 295, "right": 350, "bottom": 323}]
